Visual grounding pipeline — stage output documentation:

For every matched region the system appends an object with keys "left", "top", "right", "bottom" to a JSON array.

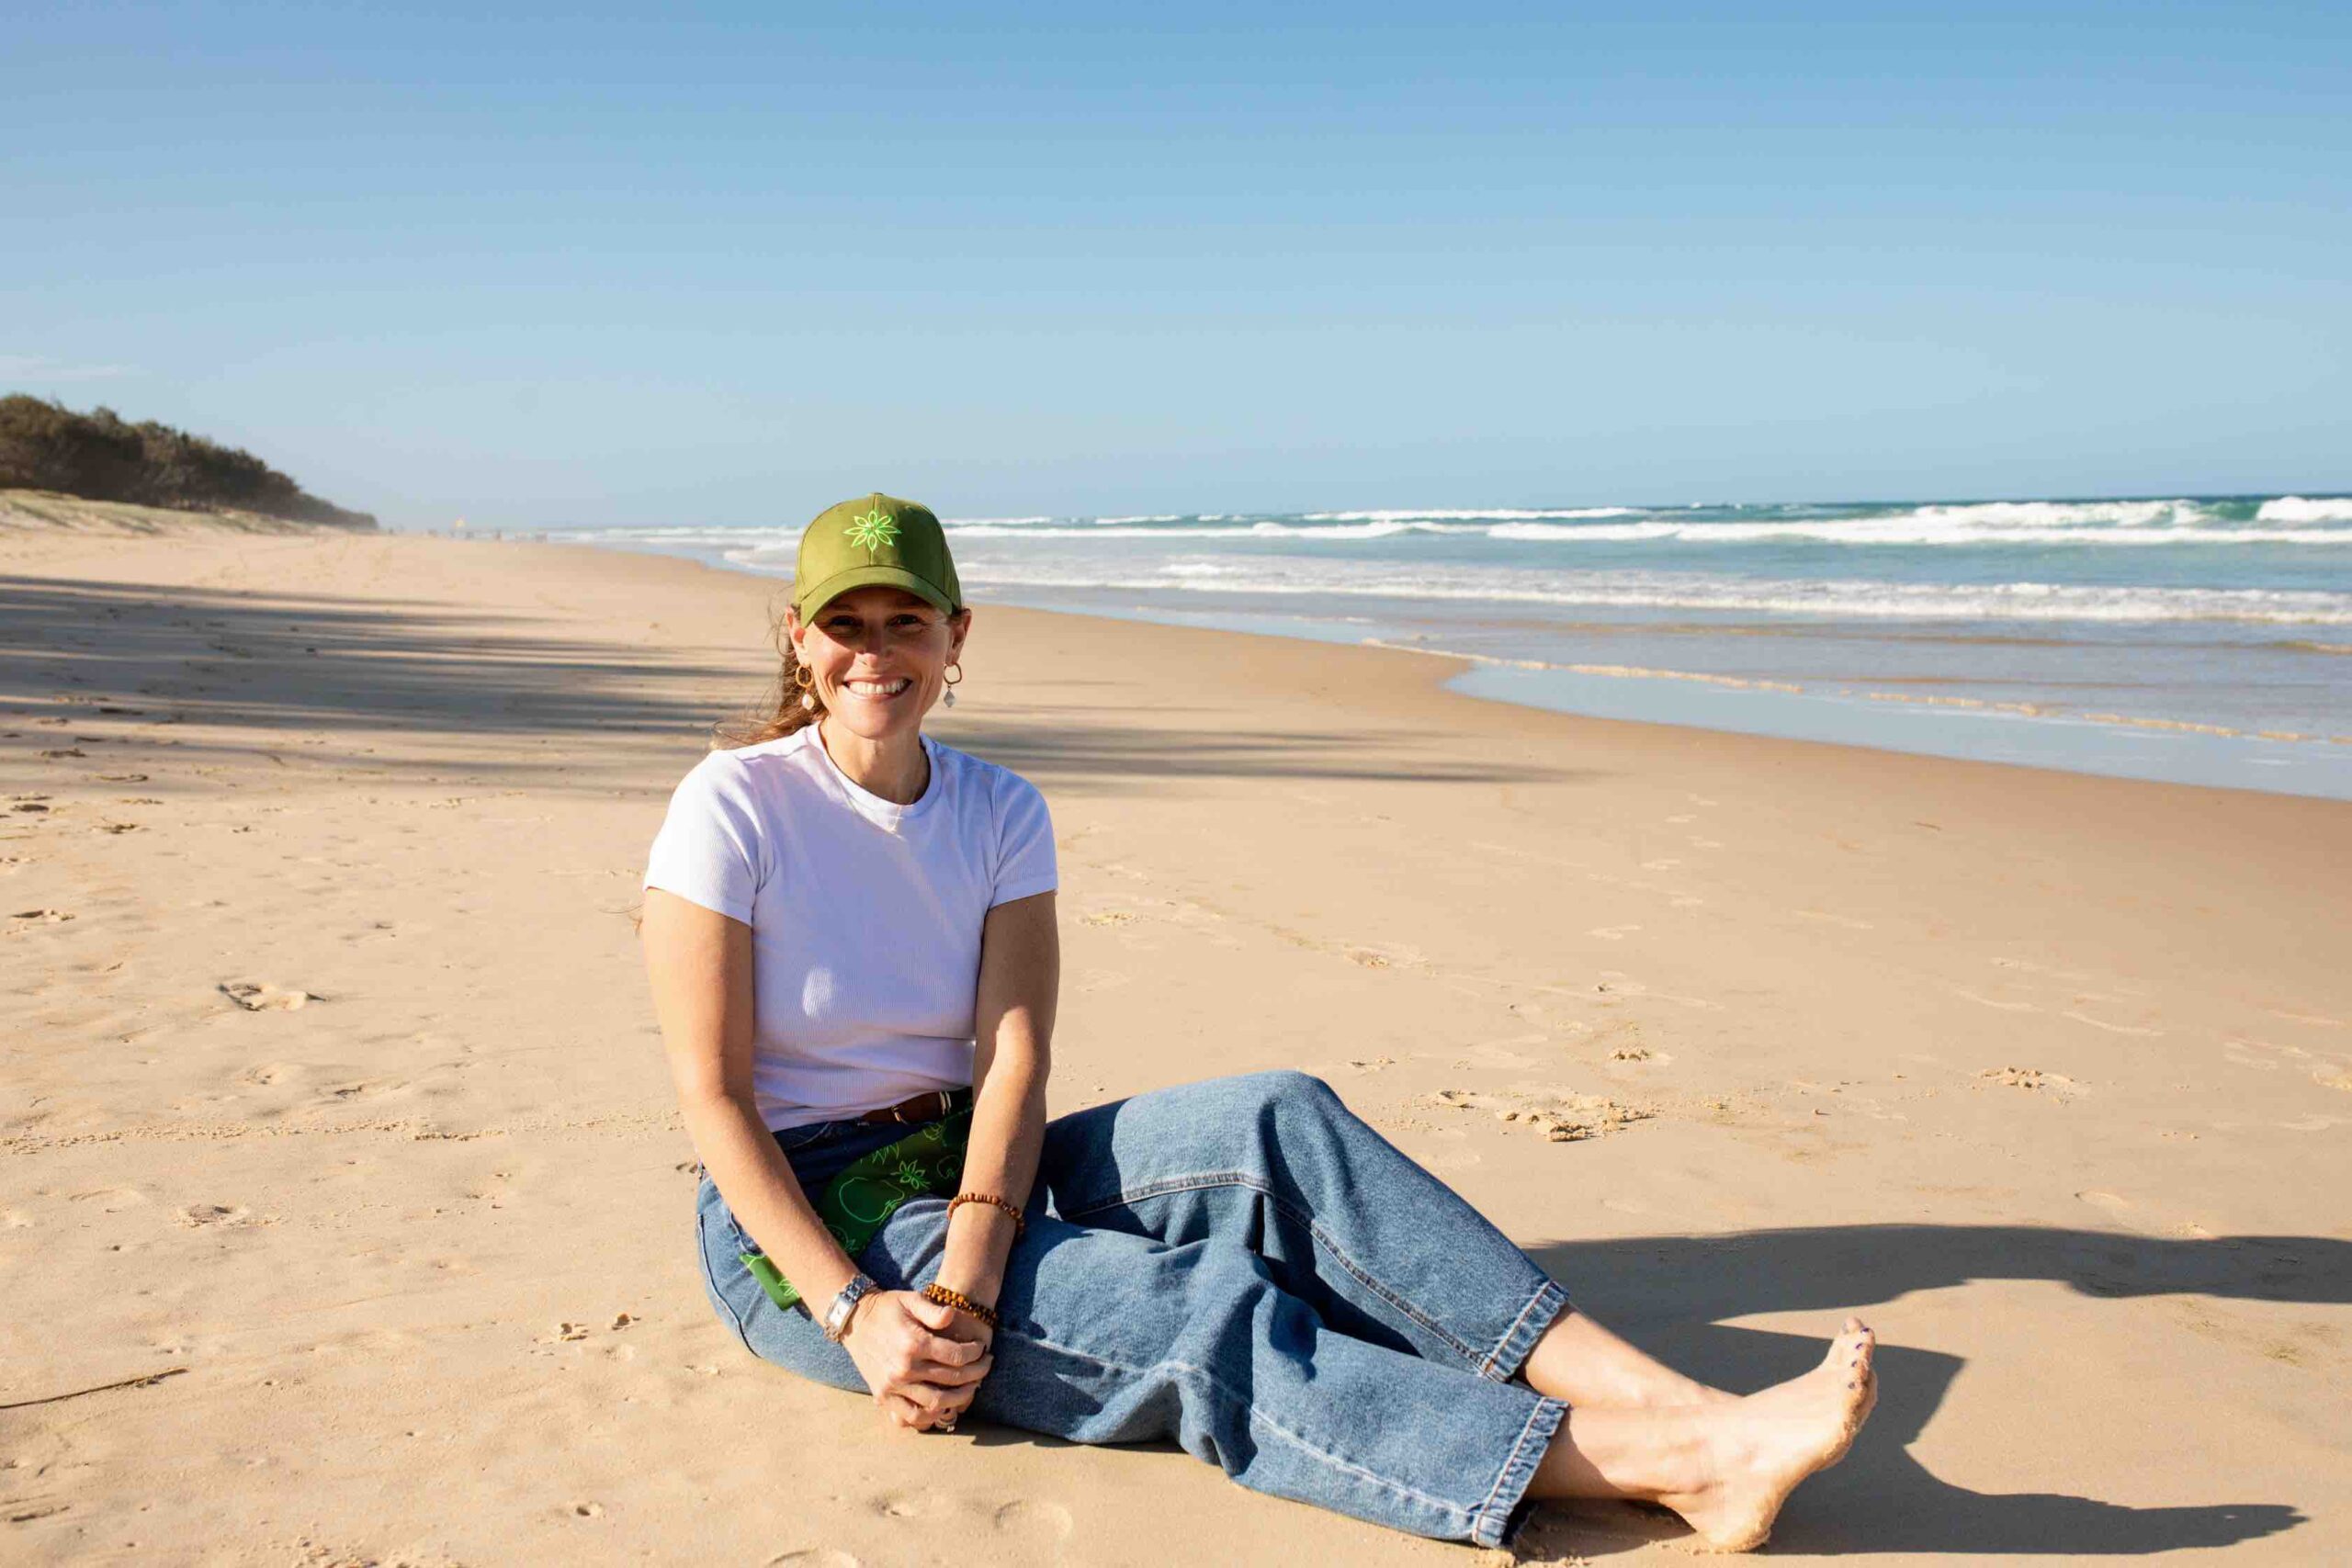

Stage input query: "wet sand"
[{"left": 4, "top": 522, "right": 2346, "bottom": 1563}]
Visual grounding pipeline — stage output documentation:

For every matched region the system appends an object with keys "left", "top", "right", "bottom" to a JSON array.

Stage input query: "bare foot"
[
  {"left": 1650, "top": 1372, "right": 1739, "bottom": 1409},
  {"left": 1523, "top": 1307, "right": 1739, "bottom": 1410},
  {"left": 1660, "top": 1318, "right": 1877, "bottom": 1551}
]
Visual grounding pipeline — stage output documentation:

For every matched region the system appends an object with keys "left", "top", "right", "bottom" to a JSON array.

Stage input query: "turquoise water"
[{"left": 555, "top": 494, "right": 2352, "bottom": 799}]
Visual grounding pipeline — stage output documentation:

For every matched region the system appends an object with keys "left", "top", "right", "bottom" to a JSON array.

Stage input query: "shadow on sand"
[
  {"left": 1510, "top": 1224, "right": 2335, "bottom": 1557},
  {"left": 0, "top": 573, "right": 1576, "bottom": 793}
]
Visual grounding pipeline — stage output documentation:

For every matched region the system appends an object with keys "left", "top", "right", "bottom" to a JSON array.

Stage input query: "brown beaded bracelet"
[
  {"left": 921, "top": 1280, "right": 1001, "bottom": 1331},
  {"left": 946, "top": 1190, "right": 1026, "bottom": 1236}
]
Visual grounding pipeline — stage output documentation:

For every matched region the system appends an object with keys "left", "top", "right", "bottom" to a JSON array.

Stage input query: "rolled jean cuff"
[
  {"left": 1470, "top": 1393, "right": 1568, "bottom": 1548},
  {"left": 1479, "top": 1277, "right": 1571, "bottom": 1382}
]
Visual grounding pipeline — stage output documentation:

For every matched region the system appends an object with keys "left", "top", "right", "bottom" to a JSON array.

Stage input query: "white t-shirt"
[{"left": 641, "top": 725, "right": 1057, "bottom": 1131}]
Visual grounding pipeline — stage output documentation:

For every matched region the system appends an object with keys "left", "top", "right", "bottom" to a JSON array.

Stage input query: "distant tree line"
[{"left": 0, "top": 394, "right": 376, "bottom": 527}]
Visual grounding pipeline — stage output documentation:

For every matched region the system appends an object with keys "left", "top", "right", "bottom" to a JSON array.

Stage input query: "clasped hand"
[{"left": 840, "top": 1289, "right": 996, "bottom": 1431}]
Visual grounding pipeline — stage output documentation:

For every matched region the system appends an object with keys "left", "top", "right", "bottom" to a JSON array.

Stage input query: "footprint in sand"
[
  {"left": 1430, "top": 1088, "right": 1654, "bottom": 1142},
  {"left": 8, "top": 908, "right": 75, "bottom": 928},
  {"left": 69, "top": 1187, "right": 149, "bottom": 1213},
  {"left": 765, "top": 1551, "right": 861, "bottom": 1568},
  {"left": 993, "top": 1499, "right": 1075, "bottom": 1543},
  {"left": 177, "top": 1202, "right": 257, "bottom": 1227},
  {"left": 1976, "top": 1066, "right": 2081, "bottom": 1093},
  {"left": 218, "top": 981, "right": 324, "bottom": 1011}
]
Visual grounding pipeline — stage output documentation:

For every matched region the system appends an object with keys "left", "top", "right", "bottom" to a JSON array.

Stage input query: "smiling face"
[{"left": 787, "top": 585, "right": 971, "bottom": 745}]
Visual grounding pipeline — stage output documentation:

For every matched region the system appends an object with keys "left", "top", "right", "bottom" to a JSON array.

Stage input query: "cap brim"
[{"left": 793, "top": 564, "right": 959, "bottom": 618}]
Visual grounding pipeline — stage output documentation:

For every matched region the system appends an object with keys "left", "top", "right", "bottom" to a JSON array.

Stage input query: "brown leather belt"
[{"left": 854, "top": 1087, "right": 970, "bottom": 1125}]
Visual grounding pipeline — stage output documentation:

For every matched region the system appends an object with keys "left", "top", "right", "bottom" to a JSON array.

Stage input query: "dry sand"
[{"left": 4, "top": 521, "right": 2347, "bottom": 1565}]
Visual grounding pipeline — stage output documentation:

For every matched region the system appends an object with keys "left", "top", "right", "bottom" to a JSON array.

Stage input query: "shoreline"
[
  {"left": 5, "top": 525, "right": 2347, "bottom": 1564},
  {"left": 552, "top": 531, "right": 2352, "bottom": 803}
]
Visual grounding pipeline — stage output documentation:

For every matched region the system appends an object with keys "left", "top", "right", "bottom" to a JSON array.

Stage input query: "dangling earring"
[
  {"left": 793, "top": 664, "right": 818, "bottom": 712},
  {"left": 942, "top": 661, "right": 963, "bottom": 709}
]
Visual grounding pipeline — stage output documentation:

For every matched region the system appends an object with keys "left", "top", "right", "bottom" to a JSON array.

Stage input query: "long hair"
[{"left": 711, "top": 599, "right": 823, "bottom": 750}]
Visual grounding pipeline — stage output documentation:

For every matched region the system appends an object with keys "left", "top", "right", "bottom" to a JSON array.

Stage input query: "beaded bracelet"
[
  {"left": 946, "top": 1190, "right": 1027, "bottom": 1236},
  {"left": 921, "top": 1280, "right": 1001, "bottom": 1331}
]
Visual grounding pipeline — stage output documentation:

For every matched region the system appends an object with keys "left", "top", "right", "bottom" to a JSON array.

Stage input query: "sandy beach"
[{"left": 5, "top": 520, "right": 2347, "bottom": 1565}]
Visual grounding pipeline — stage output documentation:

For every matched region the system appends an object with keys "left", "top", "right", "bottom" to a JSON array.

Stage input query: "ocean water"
[{"left": 553, "top": 494, "right": 2352, "bottom": 800}]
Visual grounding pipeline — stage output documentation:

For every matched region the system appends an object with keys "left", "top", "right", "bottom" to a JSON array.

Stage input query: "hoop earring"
[
  {"left": 793, "top": 663, "right": 818, "bottom": 713},
  {"left": 943, "top": 661, "right": 963, "bottom": 709}
]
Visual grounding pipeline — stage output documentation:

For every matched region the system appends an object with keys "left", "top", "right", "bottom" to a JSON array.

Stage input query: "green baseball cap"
[{"left": 791, "top": 492, "right": 963, "bottom": 620}]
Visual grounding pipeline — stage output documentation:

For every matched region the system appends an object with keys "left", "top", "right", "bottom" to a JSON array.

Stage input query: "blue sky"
[{"left": 6, "top": 2, "right": 2346, "bottom": 526}]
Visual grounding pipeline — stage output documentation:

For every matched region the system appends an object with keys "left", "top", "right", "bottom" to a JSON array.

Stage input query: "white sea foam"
[
  {"left": 2257, "top": 496, "right": 2352, "bottom": 524},
  {"left": 952, "top": 558, "right": 2352, "bottom": 626},
  {"left": 1904, "top": 499, "right": 2204, "bottom": 527},
  {"left": 549, "top": 525, "right": 800, "bottom": 549},
  {"left": 1300, "top": 506, "right": 1640, "bottom": 522},
  {"left": 1487, "top": 518, "right": 2348, "bottom": 546},
  {"left": 944, "top": 518, "right": 1479, "bottom": 540}
]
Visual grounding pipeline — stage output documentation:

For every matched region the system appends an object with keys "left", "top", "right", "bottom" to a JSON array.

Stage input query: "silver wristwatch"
[{"left": 820, "top": 1273, "right": 878, "bottom": 1342}]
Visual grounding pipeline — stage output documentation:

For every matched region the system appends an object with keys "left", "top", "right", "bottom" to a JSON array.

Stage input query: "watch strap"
[{"left": 821, "top": 1273, "right": 878, "bottom": 1342}]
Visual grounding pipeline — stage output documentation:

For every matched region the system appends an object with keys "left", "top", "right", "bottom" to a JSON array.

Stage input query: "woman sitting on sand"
[{"left": 639, "top": 493, "right": 1879, "bottom": 1553}]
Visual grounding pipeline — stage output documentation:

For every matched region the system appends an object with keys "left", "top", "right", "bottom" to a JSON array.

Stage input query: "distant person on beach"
[{"left": 639, "top": 493, "right": 1879, "bottom": 1553}]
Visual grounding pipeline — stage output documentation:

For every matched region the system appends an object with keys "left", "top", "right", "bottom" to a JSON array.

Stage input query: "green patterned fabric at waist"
[{"left": 738, "top": 1104, "right": 973, "bottom": 1313}]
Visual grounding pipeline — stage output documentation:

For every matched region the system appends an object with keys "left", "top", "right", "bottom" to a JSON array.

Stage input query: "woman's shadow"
[{"left": 1513, "top": 1224, "right": 2337, "bottom": 1558}]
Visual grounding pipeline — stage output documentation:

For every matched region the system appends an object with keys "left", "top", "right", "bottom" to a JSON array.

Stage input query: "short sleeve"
[
  {"left": 642, "top": 753, "right": 765, "bottom": 924},
  {"left": 989, "top": 769, "right": 1057, "bottom": 908}
]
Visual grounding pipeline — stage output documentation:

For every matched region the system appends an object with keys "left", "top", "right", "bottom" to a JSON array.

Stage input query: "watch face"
[{"left": 824, "top": 1276, "right": 873, "bottom": 1340}]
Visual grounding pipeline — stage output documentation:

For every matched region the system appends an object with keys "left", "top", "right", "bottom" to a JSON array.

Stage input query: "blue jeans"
[{"left": 694, "top": 1070, "right": 1570, "bottom": 1549}]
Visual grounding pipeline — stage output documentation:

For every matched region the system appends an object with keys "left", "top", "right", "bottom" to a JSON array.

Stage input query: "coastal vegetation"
[{"left": 0, "top": 394, "right": 374, "bottom": 528}]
